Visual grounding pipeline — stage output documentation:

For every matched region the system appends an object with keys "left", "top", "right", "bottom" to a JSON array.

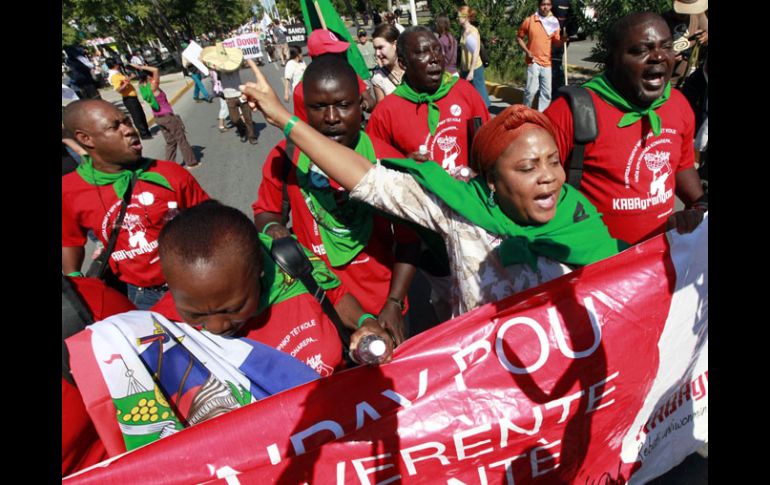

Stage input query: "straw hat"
[
  {"left": 200, "top": 43, "right": 244, "bottom": 72},
  {"left": 673, "top": 0, "right": 708, "bottom": 15}
]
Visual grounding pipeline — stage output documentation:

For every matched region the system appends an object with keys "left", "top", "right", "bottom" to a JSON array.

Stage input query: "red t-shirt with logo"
[
  {"left": 62, "top": 277, "right": 135, "bottom": 477},
  {"left": 252, "top": 135, "right": 419, "bottom": 316},
  {"left": 366, "top": 79, "right": 490, "bottom": 172},
  {"left": 293, "top": 75, "right": 369, "bottom": 122},
  {"left": 545, "top": 89, "right": 695, "bottom": 244},
  {"left": 62, "top": 160, "right": 210, "bottom": 287}
]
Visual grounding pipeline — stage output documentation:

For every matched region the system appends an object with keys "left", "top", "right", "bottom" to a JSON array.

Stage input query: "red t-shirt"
[
  {"left": 293, "top": 75, "right": 369, "bottom": 122},
  {"left": 366, "top": 79, "right": 490, "bottom": 172},
  {"left": 62, "top": 277, "right": 135, "bottom": 477},
  {"left": 252, "top": 135, "right": 419, "bottom": 315},
  {"left": 151, "top": 281, "right": 348, "bottom": 377},
  {"left": 545, "top": 89, "right": 696, "bottom": 244},
  {"left": 62, "top": 160, "right": 210, "bottom": 287}
]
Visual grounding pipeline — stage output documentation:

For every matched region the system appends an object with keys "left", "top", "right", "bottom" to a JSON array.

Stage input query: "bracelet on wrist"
[
  {"left": 262, "top": 221, "right": 281, "bottom": 234},
  {"left": 283, "top": 115, "right": 299, "bottom": 138},
  {"left": 357, "top": 313, "right": 377, "bottom": 328},
  {"left": 386, "top": 297, "right": 405, "bottom": 311},
  {"left": 66, "top": 271, "right": 83, "bottom": 277}
]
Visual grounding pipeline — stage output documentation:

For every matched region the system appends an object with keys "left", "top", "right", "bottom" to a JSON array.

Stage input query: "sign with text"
[
  {"left": 65, "top": 218, "right": 708, "bottom": 484},
  {"left": 222, "top": 33, "right": 263, "bottom": 60},
  {"left": 286, "top": 23, "right": 308, "bottom": 46}
]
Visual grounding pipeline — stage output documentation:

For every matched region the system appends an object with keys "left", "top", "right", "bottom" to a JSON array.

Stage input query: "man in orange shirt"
[{"left": 516, "top": 0, "right": 563, "bottom": 112}]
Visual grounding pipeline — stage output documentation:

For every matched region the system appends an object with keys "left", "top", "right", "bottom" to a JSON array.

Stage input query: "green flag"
[{"left": 300, "top": 0, "right": 371, "bottom": 80}]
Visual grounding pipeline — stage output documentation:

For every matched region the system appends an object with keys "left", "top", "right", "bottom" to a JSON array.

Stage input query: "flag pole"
[{"left": 313, "top": 1, "right": 327, "bottom": 29}]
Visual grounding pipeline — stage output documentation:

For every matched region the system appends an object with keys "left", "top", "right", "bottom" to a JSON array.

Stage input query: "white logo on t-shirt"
[
  {"left": 136, "top": 192, "right": 155, "bottom": 206},
  {"left": 450, "top": 104, "right": 462, "bottom": 116}
]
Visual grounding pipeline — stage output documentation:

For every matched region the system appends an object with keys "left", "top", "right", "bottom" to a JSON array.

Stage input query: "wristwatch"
[{"left": 387, "top": 296, "right": 405, "bottom": 311}]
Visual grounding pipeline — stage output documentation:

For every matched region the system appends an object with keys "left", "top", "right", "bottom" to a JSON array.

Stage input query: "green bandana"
[
  {"left": 393, "top": 72, "right": 459, "bottom": 136},
  {"left": 583, "top": 74, "right": 671, "bottom": 137},
  {"left": 256, "top": 232, "right": 340, "bottom": 311},
  {"left": 138, "top": 82, "right": 160, "bottom": 111},
  {"left": 296, "top": 132, "right": 377, "bottom": 267},
  {"left": 381, "top": 158, "right": 627, "bottom": 270},
  {"left": 76, "top": 155, "right": 174, "bottom": 199}
]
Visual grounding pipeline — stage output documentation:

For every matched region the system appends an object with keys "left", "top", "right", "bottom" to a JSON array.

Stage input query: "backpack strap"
[
  {"left": 280, "top": 140, "right": 295, "bottom": 226},
  {"left": 269, "top": 237, "right": 352, "bottom": 357},
  {"left": 62, "top": 275, "right": 94, "bottom": 385},
  {"left": 556, "top": 85, "right": 598, "bottom": 191}
]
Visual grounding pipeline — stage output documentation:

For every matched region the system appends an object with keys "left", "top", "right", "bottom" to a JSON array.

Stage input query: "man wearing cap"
[
  {"left": 292, "top": 29, "right": 377, "bottom": 121},
  {"left": 61, "top": 99, "right": 210, "bottom": 309},
  {"left": 107, "top": 59, "right": 152, "bottom": 139},
  {"left": 201, "top": 43, "right": 258, "bottom": 144},
  {"left": 356, "top": 29, "right": 377, "bottom": 74},
  {"left": 545, "top": 12, "right": 706, "bottom": 245}
]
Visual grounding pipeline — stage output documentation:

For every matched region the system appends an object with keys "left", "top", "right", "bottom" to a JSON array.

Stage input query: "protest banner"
[
  {"left": 222, "top": 33, "right": 263, "bottom": 60},
  {"left": 64, "top": 217, "right": 708, "bottom": 484},
  {"left": 181, "top": 41, "right": 209, "bottom": 76},
  {"left": 286, "top": 23, "right": 308, "bottom": 46}
]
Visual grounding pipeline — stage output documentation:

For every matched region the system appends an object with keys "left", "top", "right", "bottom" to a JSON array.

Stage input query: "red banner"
[{"left": 64, "top": 218, "right": 708, "bottom": 484}]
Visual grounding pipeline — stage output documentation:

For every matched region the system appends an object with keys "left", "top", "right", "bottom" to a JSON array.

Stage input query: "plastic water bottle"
[
  {"left": 162, "top": 201, "right": 180, "bottom": 224},
  {"left": 354, "top": 334, "right": 387, "bottom": 365}
]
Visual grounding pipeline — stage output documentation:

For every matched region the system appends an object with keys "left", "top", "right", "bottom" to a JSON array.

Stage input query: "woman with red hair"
[{"left": 241, "top": 64, "right": 624, "bottom": 318}]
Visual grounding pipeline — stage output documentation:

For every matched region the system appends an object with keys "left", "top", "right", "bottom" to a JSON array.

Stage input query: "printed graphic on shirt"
[
  {"left": 425, "top": 118, "right": 463, "bottom": 171},
  {"left": 450, "top": 104, "right": 462, "bottom": 117},
  {"left": 613, "top": 130, "right": 676, "bottom": 213},
  {"left": 275, "top": 318, "right": 334, "bottom": 377},
  {"left": 102, "top": 191, "right": 161, "bottom": 263}
]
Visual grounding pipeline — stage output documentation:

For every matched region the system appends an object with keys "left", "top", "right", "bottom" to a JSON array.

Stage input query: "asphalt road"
[{"left": 86, "top": 53, "right": 705, "bottom": 482}]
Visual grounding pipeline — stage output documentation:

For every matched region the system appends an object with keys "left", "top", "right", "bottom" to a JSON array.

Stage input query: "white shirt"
[{"left": 284, "top": 59, "right": 306, "bottom": 90}]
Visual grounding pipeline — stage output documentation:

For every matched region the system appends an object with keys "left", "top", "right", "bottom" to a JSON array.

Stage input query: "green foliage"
[
  {"left": 62, "top": 21, "right": 80, "bottom": 48},
  {"left": 427, "top": 0, "right": 538, "bottom": 86},
  {"left": 589, "top": 0, "right": 672, "bottom": 64}
]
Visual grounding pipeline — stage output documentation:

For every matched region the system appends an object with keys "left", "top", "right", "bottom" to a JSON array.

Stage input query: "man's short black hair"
[
  {"left": 159, "top": 200, "right": 262, "bottom": 272},
  {"left": 302, "top": 54, "right": 359, "bottom": 97},
  {"left": 396, "top": 26, "right": 434, "bottom": 63}
]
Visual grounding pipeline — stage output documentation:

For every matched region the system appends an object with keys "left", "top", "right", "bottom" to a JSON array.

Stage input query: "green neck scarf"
[
  {"left": 76, "top": 155, "right": 174, "bottom": 199},
  {"left": 583, "top": 74, "right": 671, "bottom": 137},
  {"left": 381, "top": 158, "right": 627, "bottom": 270},
  {"left": 393, "top": 72, "right": 458, "bottom": 136},
  {"left": 138, "top": 82, "right": 160, "bottom": 111},
  {"left": 295, "top": 132, "right": 377, "bottom": 267}
]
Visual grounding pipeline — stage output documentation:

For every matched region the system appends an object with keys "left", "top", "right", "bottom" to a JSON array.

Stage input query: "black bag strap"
[
  {"left": 62, "top": 274, "right": 94, "bottom": 385},
  {"left": 87, "top": 172, "right": 138, "bottom": 279},
  {"left": 280, "top": 140, "right": 295, "bottom": 226},
  {"left": 468, "top": 116, "right": 484, "bottom": 173},
  {"left": 269, "top": 237, "right": 352, "bottom": 353},
  {"left": 556, "top": 85, "right": 598, "bottom": 191}
]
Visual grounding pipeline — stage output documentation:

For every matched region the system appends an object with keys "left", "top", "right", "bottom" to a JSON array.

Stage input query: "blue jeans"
[
  {"left": 461, "top": 66, "right": 491, "bottom": 109},
  {"left": 191, "top": 73, "right": 210, "bottom": 100},
  {"left": 127, "top": 284, "right": 167, "bottom": 310},
  {"left": 524, "top": 62, "right": 552, "bottom": 112}
]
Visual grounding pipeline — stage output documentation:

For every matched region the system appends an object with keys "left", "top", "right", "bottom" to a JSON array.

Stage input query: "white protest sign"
[{"left": 181, "top": 41, "right": 209, "bottom": 76}]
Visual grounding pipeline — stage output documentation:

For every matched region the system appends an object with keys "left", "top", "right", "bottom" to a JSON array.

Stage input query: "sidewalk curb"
[
  {"left": 147, "top": 80, "right": 194, "bottom": 127},
  {"left": 485, "top": 81, "right": 524, "bottom": 105}
]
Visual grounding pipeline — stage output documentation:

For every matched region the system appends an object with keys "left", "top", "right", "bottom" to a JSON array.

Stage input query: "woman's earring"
[{"left": 488, "top": 189, "right": 496, "bottom": 207}]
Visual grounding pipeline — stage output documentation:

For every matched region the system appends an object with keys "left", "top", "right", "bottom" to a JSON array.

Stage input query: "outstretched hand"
[{"left": 239, "top": 59, "right": 292, "bottom": 129}]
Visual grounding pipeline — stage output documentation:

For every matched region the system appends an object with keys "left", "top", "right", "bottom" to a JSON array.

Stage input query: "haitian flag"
[
  {"left": 64, "top": 216, "right": 707, "bottom": 484},
  {"left": 66, "top": 312, "right": 319, "bottom": 456},
  {"left": 299, "top": 0, "right": 371, "bottom": 80}
]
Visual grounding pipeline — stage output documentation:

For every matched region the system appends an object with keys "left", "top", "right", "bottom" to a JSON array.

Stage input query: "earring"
[{"left": 488, "top": 189, "right": 496, "bottom": 207}]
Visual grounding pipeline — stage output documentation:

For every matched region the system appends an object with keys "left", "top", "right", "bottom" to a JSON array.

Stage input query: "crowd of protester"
[{"left": 62, "top": 4, "right": 708, "bottom": 476}]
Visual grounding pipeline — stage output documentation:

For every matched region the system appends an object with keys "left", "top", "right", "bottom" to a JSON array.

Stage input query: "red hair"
[{"left": 471, "top": 104, "right": 557, "bottom": 172}]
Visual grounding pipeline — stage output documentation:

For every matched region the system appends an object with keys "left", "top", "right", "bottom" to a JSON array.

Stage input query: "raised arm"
[
  {"left": 130, "top": 64, "right": 160, "bottom": 90},
  {"left": 240, "top": 59, "right": 372, "bottom": 191}
]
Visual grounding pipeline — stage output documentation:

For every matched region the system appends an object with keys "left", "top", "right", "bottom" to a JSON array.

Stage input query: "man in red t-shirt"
[
  {"left": 152, "top": 201, "right": 394, "bottom": 374},
  {"left": 545, "top": 12, "right": 706, "bottom": 245},
  {"left": 366, "top": 26, "right": 490, "bottom": 173},
  {"left": 292, "top": 29, "right": 377, "bottom": 122},
  {"left": 254, "top": 54, "right": 420, "bottom": 344},
  {"left": 62, "top": 276, "right": 135, "bottom": 477},
  {"left": 62, "top": 100, "right": 210, "bottom": 309}
]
